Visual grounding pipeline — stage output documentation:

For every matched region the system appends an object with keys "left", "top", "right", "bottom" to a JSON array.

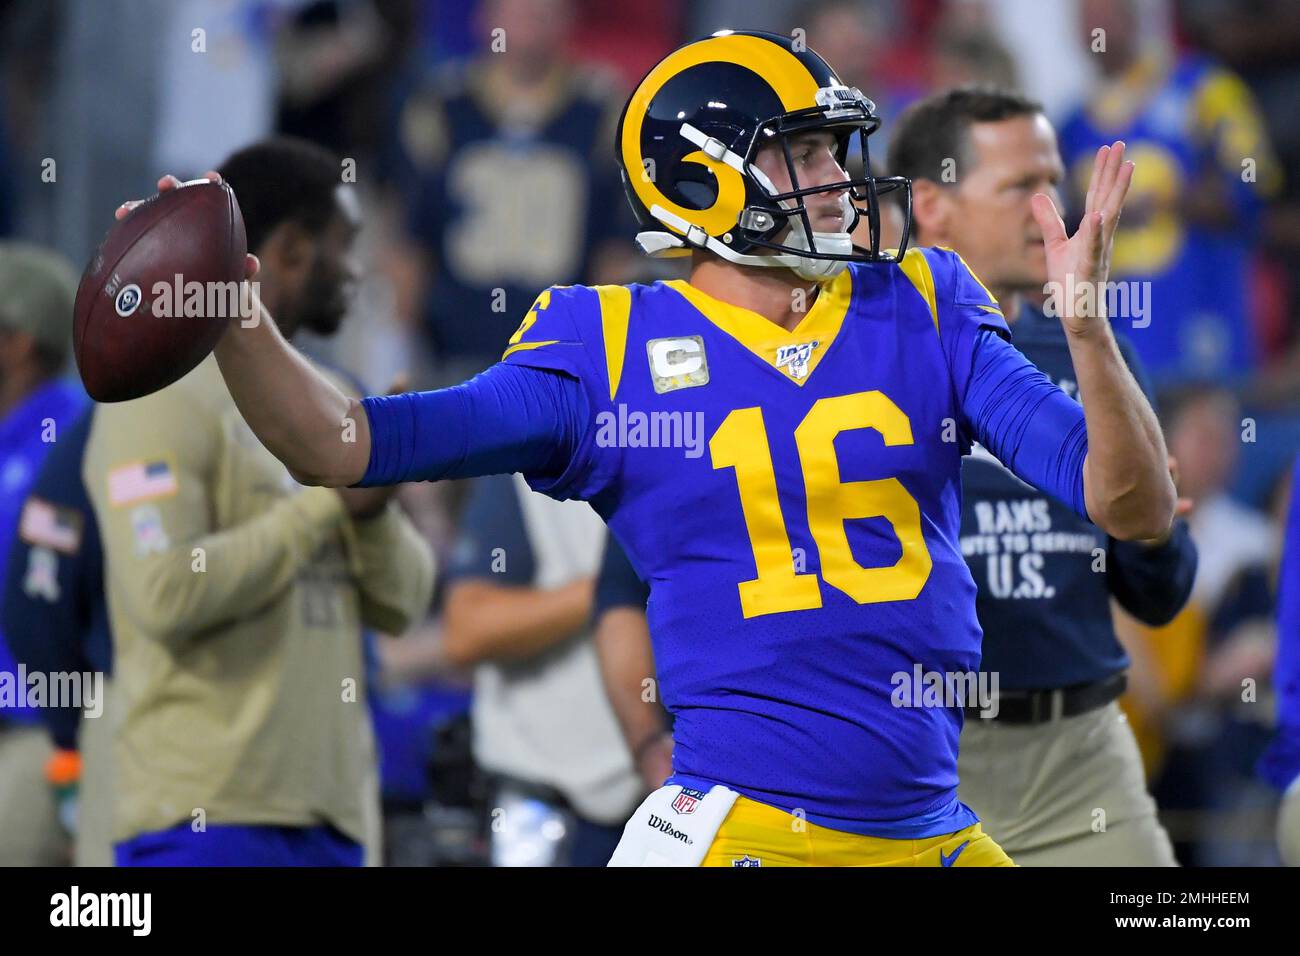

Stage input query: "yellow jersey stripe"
[
  {"left": 594, "top": 284, "right": 633, "bottom": 402},
  {"left": 501, "top": 339, "right": 559, "bottom": 360},
  {"left": 898, "top": 248, "right": 939, "bottom": 335},
  {"left": 944, "top": 247, "right": 1002, "bottom": 311}
]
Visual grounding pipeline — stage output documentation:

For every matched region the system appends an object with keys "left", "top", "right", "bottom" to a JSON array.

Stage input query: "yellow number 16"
[{"left": 710, "top": 391, "right": 933, "bottom": 618}]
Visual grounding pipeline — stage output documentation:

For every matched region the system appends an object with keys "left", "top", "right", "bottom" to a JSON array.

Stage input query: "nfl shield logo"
[
  {"left": 732, "top": 855, "right": 762, "bottom": 867},
  {"left": 671, "top": 788, "right": 705, "bottom": 815},
  {"left": 774, "top": 340, "right": 819, "bottom": 380}
]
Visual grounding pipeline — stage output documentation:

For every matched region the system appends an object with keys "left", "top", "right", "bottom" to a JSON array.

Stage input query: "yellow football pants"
[{"left": 701, "top": 795, "right": 1015, "bottom": 867}]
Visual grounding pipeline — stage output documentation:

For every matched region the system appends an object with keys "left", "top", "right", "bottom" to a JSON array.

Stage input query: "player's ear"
[
  {"left": 259, "top": 221, "right": 315, "bottom": 277},
  {"left": 909, "top": 179, "right": 951, "bottom": 246}
]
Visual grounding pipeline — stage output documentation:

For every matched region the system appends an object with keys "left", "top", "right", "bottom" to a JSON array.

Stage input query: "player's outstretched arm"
[
  {"left": 123, "top": 175, "right": 590, "bottom": 490},
  {"left": 118, "top": 173, "right": 369, "bottom": 488},
  {"left": 1031, "top": 142, "right": 1176, "bottom": 541},
  {"left": 214, "top": 287, "right": 369, "bottom": 487}
]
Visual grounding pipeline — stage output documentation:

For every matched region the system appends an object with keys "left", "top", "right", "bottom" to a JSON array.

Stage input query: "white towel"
[{"left": 607, "top": 782, "right": 740, "bottom": 867}]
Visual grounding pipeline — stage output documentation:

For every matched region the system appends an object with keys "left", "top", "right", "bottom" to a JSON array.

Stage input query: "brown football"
[{"left": 74, "top": 180, "right": 247, "bottom": 402}]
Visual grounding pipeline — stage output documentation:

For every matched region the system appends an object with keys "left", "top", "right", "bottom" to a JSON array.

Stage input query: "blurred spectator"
[
  {"left": 982, "top": 0, "right": 1095, "bottom": 121},
  {"left": 366, "top": 627, "right": 479, "bottom": 866},
  {"left": 0, "top": 77, "right": 15, "bottom": 237},
  {"left": 566, "top": 0, "right": 684, "bottom": 89},
  {"left": 9, "top": 0, "right": 167, "bottom": 263},
  {"left": 275, "top": 0, "right": 419, "bottom": 163},
  {"left": 1058, "top": 0, "right": 1282, "bottom": 387},
  {"left": 690, "top": 0, "right": 806, "bottom": 39},
  {"left": 1179, "top": 1, "right": 1300, "bottom": 213},
  {"left": 152, "top": 0, "right": 299, "bottom": 178},
  {"left": 442, "top": 475, "right": 641, "bottom": 866},
  {"left": 1120, "top": 385, "right": 1281, "bottom": 863},
  {"left": 928, "top": 21, "right": 1019, "bottom": 92},
  {"left": 793, "top": 0, "right": 927, "bottom": 156},
  {"left": 388, "top": 0, "right": 632, "bottom": 384},
  {"left": 1175, "top": 1, "right": 1300, "bottom": 542},
  {"left": 0, "top": 241, "right": 86, "bottom": 866},
  {"left": 409, "top": 0, "right": 480, "bottom": 66},
  {"left": 2, "top": 406, "right": 115, "bottom": 867}
]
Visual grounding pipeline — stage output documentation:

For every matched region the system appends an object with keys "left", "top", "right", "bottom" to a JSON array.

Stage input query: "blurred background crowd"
[{"left": 0, "top": 0, "right": 1296, "bottom": 866}]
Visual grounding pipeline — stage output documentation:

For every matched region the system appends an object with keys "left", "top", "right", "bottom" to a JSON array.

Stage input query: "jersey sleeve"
[
  {"left": 961, "top": 329, "right": 1091, "bottom": 521},
  {"left": 359, "top": 363, "right": 588, "bottom": 490},
  {"left": 501, "top": 286, "right": 595, "bottom": 380},
  {"left": 361, "top": 285, "right": 619, "bottom": 502},
  {"left": 501, "top": 284, "right": 623, "bottom": 500}
]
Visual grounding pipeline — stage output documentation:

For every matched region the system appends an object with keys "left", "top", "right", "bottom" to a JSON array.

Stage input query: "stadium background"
[{"left": 0, "top": 0, "right": 1296, "bottom": 866}]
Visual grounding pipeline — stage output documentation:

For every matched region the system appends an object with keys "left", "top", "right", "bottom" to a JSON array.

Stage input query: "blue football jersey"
[{"left": 498, "top": 248, "right": 1012, "bottom": 838}]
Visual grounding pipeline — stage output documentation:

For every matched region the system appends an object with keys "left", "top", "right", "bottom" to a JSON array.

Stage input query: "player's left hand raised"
[{"left": 1033, "top": 140, "right": 1134, "bottom": 334}]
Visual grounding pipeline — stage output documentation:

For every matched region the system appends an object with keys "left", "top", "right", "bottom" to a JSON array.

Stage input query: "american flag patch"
[
  {"left": 18, "top": 497, "right": 82, "bottom": 554},
  {"left": 108, "top": 459, "right": 177, "bottom": 507}
]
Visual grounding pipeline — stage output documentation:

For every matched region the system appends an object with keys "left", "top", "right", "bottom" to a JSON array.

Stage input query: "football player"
[{"left": 123, "top": 31, "right": 1174, "bottom": 866}]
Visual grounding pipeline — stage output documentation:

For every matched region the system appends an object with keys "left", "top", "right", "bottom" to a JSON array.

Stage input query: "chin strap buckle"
[{"left": 740, "top": 208, "right": 777, "bottom": 232}]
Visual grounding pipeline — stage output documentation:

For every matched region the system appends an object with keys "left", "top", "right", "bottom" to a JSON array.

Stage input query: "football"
[{"left": 73, "top": 179, "right": 247, "bottom": 402}]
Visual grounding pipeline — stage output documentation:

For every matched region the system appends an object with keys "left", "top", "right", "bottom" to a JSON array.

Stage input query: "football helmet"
[{"left": 615, "top": 29, "right": 911, "bottom": 280}]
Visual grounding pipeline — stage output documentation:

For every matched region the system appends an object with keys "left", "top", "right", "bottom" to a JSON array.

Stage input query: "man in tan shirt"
[{"left": 85, "top": 138, "right": 434, "bottom": 866}]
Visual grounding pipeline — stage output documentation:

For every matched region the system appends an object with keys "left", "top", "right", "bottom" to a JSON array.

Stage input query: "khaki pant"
[
  {"left": 958, "top": 701, "right": 1176, "bottom": 865},
  {"left": 76, "top": 679, "right": 116, "bottom": 867},
  {"left": 1279, "top": 779, "right": 1300, "bottom": 866},
  {"left": 0, "top": 723, "right": 70, "bottom": 865},
  {"left": 362, "top": 756, "right": 382, "bottom": 867}
]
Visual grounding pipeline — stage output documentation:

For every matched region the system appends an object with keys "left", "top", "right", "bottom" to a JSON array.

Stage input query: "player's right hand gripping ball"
[{"left": 74, "top": 180, "right": 247, "bottom": 402}]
